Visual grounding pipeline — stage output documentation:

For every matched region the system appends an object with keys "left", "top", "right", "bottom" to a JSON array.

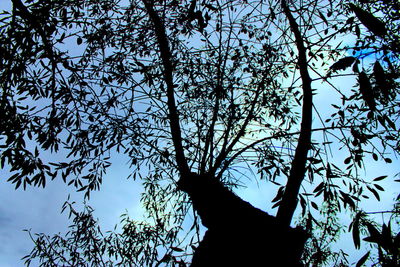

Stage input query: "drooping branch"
[
  {"left": 276, "top": 0, "right": 313, "bottom": 227},
  {"left": 142, "top": 0, "right": 189, "bottom": 175}
]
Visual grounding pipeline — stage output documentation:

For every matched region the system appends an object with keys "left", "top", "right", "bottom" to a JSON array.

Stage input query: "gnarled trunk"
[{"left": 178, "top": 173, "right": 308, "bottom": 266}]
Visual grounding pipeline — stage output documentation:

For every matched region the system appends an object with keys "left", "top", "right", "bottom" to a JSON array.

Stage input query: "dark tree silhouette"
[
  {"left": 178, "top": 172, "right": 307, "bottom": 266},
  {"left": 1, "top": 0, "right": 399, "bottom": 266}
]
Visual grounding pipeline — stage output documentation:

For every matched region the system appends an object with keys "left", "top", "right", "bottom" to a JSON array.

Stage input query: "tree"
[{"left": 1, "top": 0, "right": 399, "bottom": 266}]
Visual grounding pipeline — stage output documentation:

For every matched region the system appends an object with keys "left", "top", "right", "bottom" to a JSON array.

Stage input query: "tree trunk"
[{"left": 178, "top": 173, "right": 308, "bottom": 266}]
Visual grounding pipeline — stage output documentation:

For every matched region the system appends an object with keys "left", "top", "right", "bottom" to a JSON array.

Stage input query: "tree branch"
[
  {"left": 216, "top": 126, "right": 352, "bottom": 179},
  {"left": 201, "top": 20, "right": 234, "bottom": 174},
  {"left": 142, "top": 0, "right": 189, "bottom": 175},
  {"left": 200, "top": 90, "right": 220, "bottom": 173},
  {"left": 276, "top": 0, "right": 313, "bottom": 227},
  {"left": 210, "top": 73, "right": 265, "bottom": 176}
]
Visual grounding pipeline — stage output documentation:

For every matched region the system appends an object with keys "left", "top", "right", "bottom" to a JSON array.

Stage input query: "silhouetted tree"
[{"left": 1, "top": 0, "right": 399, "bottom": 266}]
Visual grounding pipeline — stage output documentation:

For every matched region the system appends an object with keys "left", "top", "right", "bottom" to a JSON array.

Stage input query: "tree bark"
[
  {"left": 276, "top": 0, "right": 313, "bottom": 228},
  {"left": 142, "top": 0, "right": 190, "bottom": 176},
  {"left": 178, "top": 173, "right": 307, "bottom": 266}
]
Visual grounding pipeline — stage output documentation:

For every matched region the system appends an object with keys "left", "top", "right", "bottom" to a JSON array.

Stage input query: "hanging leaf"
[
  {"left": 381, "top": 223, "right": 393, "bottom": 252},
  {"left": 358, "top": 72, "right": 376, "bottom": 111},
  {"left": 299, "top": 194, "right": 306, "bottom": 216},
  {"left": 329, "top": 56, "right": 356, "bottom": 72},
  {"left": 367, "top": 186, "right": 380, "bottom": 201},
  {"left": 364, "top": 223, "right": 381, "bottom": 243},
  {"left": 271, "top": 200, "right": 281, "bottom": 209},
  {"left": 374, "top": 184, "right": 384, "bottom": 191},
  {"left": 352, "top": 59, "right": 360, "bottom": 73},
  {"left": 318, "top": 10, "right": 328, "bottom": 26},
  {"left": 373, "top": 61, "right": 391, "bottom": 101},
  {"left": 356, "top": 251, "right": 370, "bottom": 267},
  {"left": 340, "top": 190, "right": 356, "bottom": 211},
  {"left": 373, "top": 61, "right": 396, "bottom": 106},
  {"left": 384, "top": 157, "right": 392, "bottom": 163},
  {"left": 272, "top": 186, "right": 284, "bottom": 203},
  {"left": 349, "top": 4, "right": 387, "bottom": 37},
  {"left": 352, "top": 212, "right": 361, "bottom": 249},
  {"left": 326, "top": 163, "right": 336, "bottom": 178}
]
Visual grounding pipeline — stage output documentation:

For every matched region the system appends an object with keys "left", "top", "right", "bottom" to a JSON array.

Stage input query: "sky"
[
  {"left": 0, "top": 1, "right": 399, "bottom": 266},
  {"left": 0, "top": 153, "right": 146, "bottom": 266}
]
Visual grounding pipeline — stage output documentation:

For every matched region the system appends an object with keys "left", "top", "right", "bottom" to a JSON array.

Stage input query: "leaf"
[
  {"left": 299, "top": 194, "right": 306, "bottom": 216},
  {"left": 272, "top": 186, "right": 284, "bottom": 203},
  {"left": 340, "top": 191, "right": 356, "bottom": 211},
  {"left": 353, "top": 59, "right": 360, "bottom": 73},
  {"left": 365, "top": 223, "right": 381, "bottom": 242},
  {"left": 330, "top": 56, "right": 356, "bottom": 72},
  {"left": 358, "top": 72, "right": 376, "bottom": 111},
  {"left": 374, "top": 184, "right": 384, "bottom": 191},
  {"left": 373, "top": 175, "right": 387, "bottom": 182},
  {"left": 170, "top": 246, "right": 184, "bottom": 252},
  {"left": 102, "top": 77, "right": 109, "bottom": 84},
  {"left": 313, "top": 182, "right": 325, "bottom": 194},
  {"left": 349, "top": 4, "right": 387, "bottom": 37},
  {"left": 381, "top": 223, "right": 393, "bottom": 252},
  {"left": 384, "top": 115, "right": 396, "bottom": 130},
  {"left": 384, "top": 158, "right": 392, "bottom": 163},
  {"left": 373, "top": 61, "right": 391, "bottom": 100},
  {"left": 318, "top": 10, "right": 328, "bottom": 26},
  {"left": 77, "top": 185, "right": 88, "bottom": 192},
  {"left": 352, "top": 213, "right": 361, "bottom": 249},
  {"left": 15, "top": 179, "right": 22, "bottom": 189},
  {"left": 356, "top": 251, "right": 370, "bottom": 267},
  {"left": 367, "top": 186, "right": 380, "bottom": 201},
  {"left": 271, "top": 200, "right": 281, "bottom": 209},
  {"left": 311, "top": 201, "right": 319, "bottom": 210},
  {"left": 377, "top": 115, "right": 386, "bottom": 128},
  {"left": 204, "top": 4, "right": 218, "bottom": 11}
]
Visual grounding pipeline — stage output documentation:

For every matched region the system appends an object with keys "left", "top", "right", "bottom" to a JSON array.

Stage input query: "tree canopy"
[{"left": 1, "top": 0, "right": 399, "bottom": 266}]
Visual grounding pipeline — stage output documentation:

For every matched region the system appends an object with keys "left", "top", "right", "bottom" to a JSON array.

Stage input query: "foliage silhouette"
[{"left": 1, "top": 0, "right": 399, "bottom": 266}]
